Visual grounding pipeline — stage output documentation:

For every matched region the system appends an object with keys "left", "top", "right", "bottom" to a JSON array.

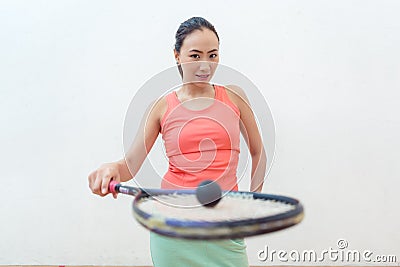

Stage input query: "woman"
[{"left": 88, "top": 17, "right": 266, "bottom": 267}]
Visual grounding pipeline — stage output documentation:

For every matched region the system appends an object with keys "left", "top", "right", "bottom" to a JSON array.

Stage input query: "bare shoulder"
[
  {"left": 224, "top": 84, "right": 251, "bottom": 107},
  {"left": 146, "top": 95, "right": 168, "bottom": 124}
]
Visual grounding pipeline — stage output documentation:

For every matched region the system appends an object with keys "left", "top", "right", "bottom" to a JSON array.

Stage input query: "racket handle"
[{"left": 109, "top": 180, "right": 120, "bottom": 194}]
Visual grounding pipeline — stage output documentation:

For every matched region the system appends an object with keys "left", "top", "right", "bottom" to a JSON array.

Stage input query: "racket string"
[{"left": 138, "top": 193, "right": 296, "bottom": 222}]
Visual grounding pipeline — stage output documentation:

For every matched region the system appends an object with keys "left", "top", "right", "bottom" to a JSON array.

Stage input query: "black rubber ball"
[{"left": 196, "top": 180, "right": 222, "bottom": 208}]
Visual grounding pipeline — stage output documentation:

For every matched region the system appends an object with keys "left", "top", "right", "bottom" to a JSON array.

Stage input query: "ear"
[{"left": 174, "top": 49, "right": 180, "bottom": 64}]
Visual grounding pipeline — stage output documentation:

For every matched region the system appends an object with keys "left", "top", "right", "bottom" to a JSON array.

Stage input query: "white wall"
[{"left": 1, "top": 0, "right": 399, "bottom": 265}]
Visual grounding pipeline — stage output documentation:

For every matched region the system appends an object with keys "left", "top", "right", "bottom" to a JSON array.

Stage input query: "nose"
[{"left": 199, "top": 61, "right": 211, "bottom": 72}]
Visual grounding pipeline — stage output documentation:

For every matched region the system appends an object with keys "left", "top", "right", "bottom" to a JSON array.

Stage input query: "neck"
[{"left": 180, "top": 83, "right": 214, "bottom": 97}]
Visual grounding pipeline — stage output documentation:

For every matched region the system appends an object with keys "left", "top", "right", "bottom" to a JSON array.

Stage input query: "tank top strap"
[
  {"left": 214, "top": 85, "right": 240, "bottom": 115},
  {"left": 160, "top": 92, "right": 179, "bottom": 131},
  {"left": 167, "top": 91, "right": 180, "bottom": 107}
]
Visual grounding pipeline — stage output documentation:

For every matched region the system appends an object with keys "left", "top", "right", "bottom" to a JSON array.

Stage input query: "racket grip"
[{"left": 109, "top": 180, "right": 120, "bottom": 194}]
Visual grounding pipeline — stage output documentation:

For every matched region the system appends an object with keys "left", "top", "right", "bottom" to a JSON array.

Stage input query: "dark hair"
[{"left": 175, "top": 17, "right": 220, "bottom": 77}]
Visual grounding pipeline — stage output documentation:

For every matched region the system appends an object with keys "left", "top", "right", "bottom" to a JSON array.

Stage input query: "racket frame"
[{"left": 110, "top": 182, "right": 304, "bottom": 240}]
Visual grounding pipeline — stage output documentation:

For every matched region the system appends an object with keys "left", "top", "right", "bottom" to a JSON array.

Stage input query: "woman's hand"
[{"left": 88, "top": 162, "right": 121, "bottom": 198}]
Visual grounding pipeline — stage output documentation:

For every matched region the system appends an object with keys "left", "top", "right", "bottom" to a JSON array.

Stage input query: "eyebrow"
[{"left": 189, "top": 49, "right": 218, "bottom": 54}]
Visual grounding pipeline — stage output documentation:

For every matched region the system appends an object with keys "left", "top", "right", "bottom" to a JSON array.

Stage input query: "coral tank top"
[{"left": 160, "top": 85, "right": 240, "bottom": 191}]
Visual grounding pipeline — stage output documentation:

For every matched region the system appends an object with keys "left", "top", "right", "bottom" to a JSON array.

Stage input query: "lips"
[{"left": 196, "top": 74, "right": 210, "bottom": 80}]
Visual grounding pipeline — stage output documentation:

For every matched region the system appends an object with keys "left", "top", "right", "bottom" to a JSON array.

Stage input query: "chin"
[
  {"left": 193, "top": 82, "right": 212, "bottom": 89},
  {"left": 192, "top": 75, "right": 214, "bottom": 84},
  {"left": 194, "top": 81, "right": 211, "bottom": 87}
]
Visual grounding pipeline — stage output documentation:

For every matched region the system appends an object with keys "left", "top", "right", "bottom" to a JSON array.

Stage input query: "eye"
[
  {"left": 190, "top": 54, "right": 200, "bottom": 59},
  {"left": 210, "top": 54, "right": 218, "bottom": 59}
]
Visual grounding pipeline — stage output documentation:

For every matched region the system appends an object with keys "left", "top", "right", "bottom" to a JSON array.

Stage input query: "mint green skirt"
[{"left": 150, "top": 232, "right": 249, "bottom": 267}]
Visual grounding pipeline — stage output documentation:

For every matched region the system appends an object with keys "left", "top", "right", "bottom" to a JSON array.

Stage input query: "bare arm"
[
  {"left": 226, "top": 85, "right": 267, "bottom": 192},
  {"left": 88, "top": 97, "right": 166, "bottom": 197},
  {"left": 122, "top": 98, "right": 164, "bottom": 181}
]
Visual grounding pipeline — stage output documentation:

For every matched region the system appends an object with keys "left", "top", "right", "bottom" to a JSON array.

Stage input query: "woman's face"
[{"left": 175, "top": 28, "right": 219, "bottom": 85}]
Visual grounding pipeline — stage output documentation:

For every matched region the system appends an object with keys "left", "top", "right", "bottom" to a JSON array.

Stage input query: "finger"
[
  {"left": 101, "top": 172, "right": 114, "bottom": 195},
  {"left": 93, "top": 171, "right": 108, "bottom": 196},
  {"left": 88, "top": 171, "right": 99, "bottom": 193},
  {"left": 111, "top": 174, "right": 121, "bottom": 199}
]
